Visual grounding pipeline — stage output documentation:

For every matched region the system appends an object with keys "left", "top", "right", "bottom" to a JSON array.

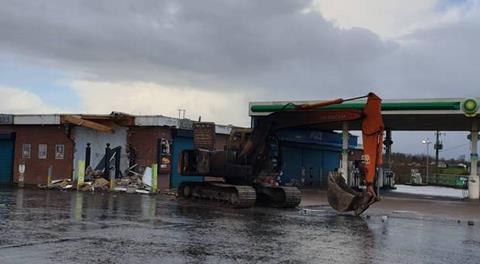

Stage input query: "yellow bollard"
[
  {"left": 110, "top": 170, "right": 115, "bottom": 191},
  {"left": 151, "top": 163, "right": 158, "bottom": 193},
  {"left": 110, "top": 177, "right": 115, "bottom": 191},
  {"left": 47, "top": 165, "right": 53, "bottom": 188},
  {"left": 77, "top": 160, "right": 85, "bottom": 190}
]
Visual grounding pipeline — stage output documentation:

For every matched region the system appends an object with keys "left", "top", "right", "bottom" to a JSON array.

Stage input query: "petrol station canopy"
[{"left": 249, "top": 97, "right": 480, "bottom": 131}]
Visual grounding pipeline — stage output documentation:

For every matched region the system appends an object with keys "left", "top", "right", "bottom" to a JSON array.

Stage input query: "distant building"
[{"left": 438, "top": 161, "right": 447, "bottom": 168}]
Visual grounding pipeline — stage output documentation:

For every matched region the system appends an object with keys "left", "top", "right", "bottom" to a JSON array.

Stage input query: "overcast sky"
[{"left": 0, "top": 0, "right": 478, "bottom": 159}]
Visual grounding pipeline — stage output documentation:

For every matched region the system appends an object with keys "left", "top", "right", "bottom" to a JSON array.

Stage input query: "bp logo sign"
[{"left": 462, "top": 98, "right": 479, "bottom": 117}]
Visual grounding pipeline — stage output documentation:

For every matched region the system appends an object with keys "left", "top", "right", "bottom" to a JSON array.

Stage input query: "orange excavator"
[{"left": 178, "top": 92, "right": 384, "bottom": 215}]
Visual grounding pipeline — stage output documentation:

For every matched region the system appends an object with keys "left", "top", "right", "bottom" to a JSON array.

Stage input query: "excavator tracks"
[
  {"left": 178, "top": 182, "right": 302, "bottom": 209},
  {"left": 280, "top": 186, "right": 303, "bottom": 208},
  {"left": 256, "top": 186, "right": 302, "bottom": 208},
  {"left": 178, "top": 182, "right": 257, "bottom": 208}
]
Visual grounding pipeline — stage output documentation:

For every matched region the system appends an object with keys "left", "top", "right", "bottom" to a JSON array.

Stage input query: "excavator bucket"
[{"left": 327, "top": 172, "right": 377, "bottom": 216}]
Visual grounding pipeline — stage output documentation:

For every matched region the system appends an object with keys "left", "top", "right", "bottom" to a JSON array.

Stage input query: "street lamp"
[{"left": 422, "top": 138, "right": 432, "bottom": 185}]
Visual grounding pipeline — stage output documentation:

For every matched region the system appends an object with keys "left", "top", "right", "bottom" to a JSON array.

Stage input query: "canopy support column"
[
  {"left": 383, "top": 129, "right": 393, "bottom": 188},
  {"left": 469, "top": 122, "right": 479, "bottom": 199},
  {"left": 341, "top": 122, "right": 349, "bottom": 183}
]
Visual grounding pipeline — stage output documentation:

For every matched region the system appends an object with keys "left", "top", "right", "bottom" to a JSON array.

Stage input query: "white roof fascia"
[
  {"left": 14, "top": 115, "right": 61, "bottom": 125},
  {"left": 135, "top": 115, "right": 179, "bottom": 127}
]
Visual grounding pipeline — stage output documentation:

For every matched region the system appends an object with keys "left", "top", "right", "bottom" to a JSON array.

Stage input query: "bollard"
[
  {"left": 104, "top": 143, "right": 111, "bottom": 179},
  {"left": 77, "top": 160, "right": 85, "bottom": 190},
  {"left": 110, "top": 174, "right": 115, "bottom": 191},
  {"left": 18, "top": 162, "right": 26, "bottom": 188},
  {"left": 85, "top": 143, "right": 91, "bottom": 171},
  {"left": 47, "top": 165, "right": 53, "bottom": 188},
  {"left": 18, "top": 173, "right": 25, "bottom": 188},
  {"left": 114, "top": 147, "right": 121, "bottom": 179},
  {"left": 151, "top": 163, "right": 158, "bottom": 193}
]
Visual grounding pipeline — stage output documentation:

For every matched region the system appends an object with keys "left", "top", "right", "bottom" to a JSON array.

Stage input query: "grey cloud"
[
  {"left": 1, "top": 0, "right": 479, "bottom": 159},
  {"left": 370, "top": 20, "right": 480, "bottom": 99},
  {"left": 0, "top": 0, "right": 478, "bottom": 100},
  {"left": 0, "top": 0, "right": 391, "bottom": 95}
]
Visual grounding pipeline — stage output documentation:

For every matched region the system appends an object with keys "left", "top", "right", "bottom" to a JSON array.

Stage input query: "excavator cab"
[{"left": 225, "top": 128, "right": 252, "bottom": 163}]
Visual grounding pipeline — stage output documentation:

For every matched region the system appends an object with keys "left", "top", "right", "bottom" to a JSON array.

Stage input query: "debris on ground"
[
  {"left": 38, "top": 164, "right": 157, "bottom": 195},
  {"left": 142, "top": 167, "right": 152, "bottom": 188},
  {"left": 85, "top": 166, "right": 104, "bottom": 178},
  {"left": 114, "top": 173, "right": 151, "bottom": 191},
  {"left": 113, "top": 186, "right": 126, "bottom": 192},
  {"left": 78, "top": 178, "right": 110, "bottom": 192},
  {"left": 113, "top": 168, "right": 152, "bottom": 193},
  {"left": 93, "top": 177, "right": 110, "bottom": 188},
  {"left": 161, "top": 189, "right": 178, "bottom": 197},
  {"left": 38, "top": 178, "right": 72, "bottom": 190}
]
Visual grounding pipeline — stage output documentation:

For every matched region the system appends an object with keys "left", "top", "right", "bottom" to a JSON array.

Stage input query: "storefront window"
[
  {"left": 38, "top": 144, "right": 47, "bottom": 159},
  {"left": 55, "top": 144, "right": 65, "bottom": 160},
  {"left": 22, "top": 144, "right": 31, "bottom": 159}
]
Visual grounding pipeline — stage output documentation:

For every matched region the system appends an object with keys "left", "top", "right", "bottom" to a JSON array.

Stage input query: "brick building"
[{"left": 0, "top": 113, "right": 231, "bottom": 189}]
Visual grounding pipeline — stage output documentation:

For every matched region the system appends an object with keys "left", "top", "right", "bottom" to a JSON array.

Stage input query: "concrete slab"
[
  {"left": 1, "top": 187, "right": 479, "bottom": 264},
  {"left": 300, "top": 188, "right": 480, "bottom": 222}
]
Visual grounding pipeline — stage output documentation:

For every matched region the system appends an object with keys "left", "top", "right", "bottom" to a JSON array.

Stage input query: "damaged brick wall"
[
  {"left": 215, "top": 134, "right": 229, "bottom": 151},
  {"left": 0, "top": 125, "right": 73, "bottom": 185},
  {"left": 127, "top": 126, "right": 172, "bottom": 189}
]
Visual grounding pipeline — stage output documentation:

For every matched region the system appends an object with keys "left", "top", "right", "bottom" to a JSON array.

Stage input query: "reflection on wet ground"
[{"left": 0, "top": 187, "right": 479, "bottom": 264}]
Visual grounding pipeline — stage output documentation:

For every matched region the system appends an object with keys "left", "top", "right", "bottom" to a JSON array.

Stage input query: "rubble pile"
[
  {"left": 38, "top": 179, "right": 73, "bottom": 190},
  {"left": 85, "top": 166, "right": 104, "bottom": 178},
  {"left": 113, "top": 174, "right": 150, "bottom": 193},
  {"left": 38, "top": 165, "right": 155, "bottom": 194},
  {"left": 79, "top": 178, "right": 110, "bottom": 192}
]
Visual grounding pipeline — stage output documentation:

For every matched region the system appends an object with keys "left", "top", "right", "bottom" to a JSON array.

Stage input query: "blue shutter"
[{"left": 0, "top": 139, "right": 14, "bottom": 184}]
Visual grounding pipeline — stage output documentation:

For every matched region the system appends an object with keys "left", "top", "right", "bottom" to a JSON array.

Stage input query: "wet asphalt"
[{"left": 0, "top": 187, "right": 479, "bottom": 264}]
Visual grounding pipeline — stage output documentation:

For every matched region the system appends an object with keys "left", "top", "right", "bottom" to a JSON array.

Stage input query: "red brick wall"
[
  {"left": 215, "top": 134, "right": 229, "bottom": 151},
  {"left": 0, "top": 125, "right": 73, "bottom": 185},
  {"left": 127, "top": 126, "right": 172, "bottom": 189}
]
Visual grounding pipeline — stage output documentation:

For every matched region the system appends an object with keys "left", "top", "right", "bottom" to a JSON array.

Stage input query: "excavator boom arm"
[
  {"left": 241, "top": 93, "right": 384, "bottom": 188},
  {"left": 361, "top": 93, "right": 384, "bottom": 190},
  {"left": 242, "top": 93, "right": 384, "bottom": 215}
]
